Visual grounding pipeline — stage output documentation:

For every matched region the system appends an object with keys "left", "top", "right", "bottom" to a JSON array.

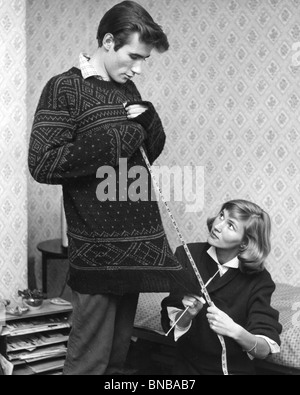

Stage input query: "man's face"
[{"left": 104, "top": 32, "right": 153, "bottom": 84}]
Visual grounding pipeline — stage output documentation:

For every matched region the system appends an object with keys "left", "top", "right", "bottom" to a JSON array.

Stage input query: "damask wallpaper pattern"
[
  {"left": 1, "top": 0, "right": 299, "bottom": 300},
  {"left": 0, "top": 0, "right": 27, "bottom": 302}
]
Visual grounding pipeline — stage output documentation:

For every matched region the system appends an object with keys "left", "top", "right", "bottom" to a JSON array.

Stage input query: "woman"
[{"left": 161, "top": 199, "right": 282, "bottom": 375}]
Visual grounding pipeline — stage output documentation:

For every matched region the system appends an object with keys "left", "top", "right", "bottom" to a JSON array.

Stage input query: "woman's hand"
[
  {"left": 182, "top": 295, "right": 205, "bottom": 318},
  {"left": 172, "top": 295, "right": 206, "bottom": 330},
  {"left": 206, "top": 303, "right": 239, "bottom": 338}
]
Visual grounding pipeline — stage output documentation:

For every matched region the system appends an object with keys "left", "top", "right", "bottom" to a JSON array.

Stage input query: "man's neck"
[{"left": 89, "top": 48, "right": 111, "bottom": 81}]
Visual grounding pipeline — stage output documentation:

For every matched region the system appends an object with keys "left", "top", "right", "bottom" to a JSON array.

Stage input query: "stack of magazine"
[{"left": 2, "top": 311, "right": 71, "bottom": 375}]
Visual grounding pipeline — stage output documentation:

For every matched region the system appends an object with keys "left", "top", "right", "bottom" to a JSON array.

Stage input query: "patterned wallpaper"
[
  {"left": 24, "top": 0, "right": 300, "bottom": 292},
  {"left": 0, "top": 0, "right": 28, "bottom": 302}
]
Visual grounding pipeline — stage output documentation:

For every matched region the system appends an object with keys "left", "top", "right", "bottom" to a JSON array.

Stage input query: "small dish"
[{"left": 22, "top": 298, "right": 44, "bottom": 311}]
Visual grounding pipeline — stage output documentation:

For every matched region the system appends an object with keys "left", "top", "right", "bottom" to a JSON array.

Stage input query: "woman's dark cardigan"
[{"left": 161, "top": 242, "right": 282, "bottom": 375}]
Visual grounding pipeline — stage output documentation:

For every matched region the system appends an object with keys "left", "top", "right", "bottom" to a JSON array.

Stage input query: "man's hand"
[
  {"left": 125, "top": 103, "right": 148, "bottom": 119},
  {"left": 124, "top": 101, "right": 156, "bottom": 131}
]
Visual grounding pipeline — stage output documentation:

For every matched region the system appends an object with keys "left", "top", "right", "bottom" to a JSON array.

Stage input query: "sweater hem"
[{"left": 68, "top": 265, "right": 193, "bottom": 296}]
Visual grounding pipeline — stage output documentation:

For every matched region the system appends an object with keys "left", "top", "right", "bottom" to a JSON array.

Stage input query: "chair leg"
[{"left": 42, "top": 255, "right": 47, "bottom": 297}]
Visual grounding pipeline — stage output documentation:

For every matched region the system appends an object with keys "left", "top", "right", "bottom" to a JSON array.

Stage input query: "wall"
[
  {"left": 26, "top": 0, "right": 91, "bottom": 293},
  {"left": 0, "top": 0, "right": 28, "bottom": 302},
  {"left": 26, "top": 0, "right": 300, "bottom": 290}
]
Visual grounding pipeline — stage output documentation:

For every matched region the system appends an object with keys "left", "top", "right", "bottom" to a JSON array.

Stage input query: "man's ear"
[{"left": 103, "top": 33, "right": 114, "bottom": 51}]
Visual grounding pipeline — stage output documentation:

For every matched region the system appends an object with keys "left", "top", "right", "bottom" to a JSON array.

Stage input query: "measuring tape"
[{"left": 140, "top": 146, "right": 229, "bottom": 376}]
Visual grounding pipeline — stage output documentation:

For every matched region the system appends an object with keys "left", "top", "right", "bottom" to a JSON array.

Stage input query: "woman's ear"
[{"left": 103, "top": 33, "right": 114, "bottom": 51}]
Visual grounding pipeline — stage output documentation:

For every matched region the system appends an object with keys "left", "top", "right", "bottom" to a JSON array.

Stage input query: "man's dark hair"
[{"left": 96, "top": 1, "right": 169, "bottom": 52}]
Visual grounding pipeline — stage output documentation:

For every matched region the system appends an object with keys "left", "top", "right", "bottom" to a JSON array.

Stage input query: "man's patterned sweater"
[{"left": 29, "top": 67, "right": 188, "bottom": 295}]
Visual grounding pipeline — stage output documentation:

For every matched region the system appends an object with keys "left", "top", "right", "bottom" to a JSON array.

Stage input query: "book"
[
  {"left": 30, "top": 357, "right": 66, "bottom": 374},
  {"left": 9, "top": 344, "right": 67, "bottom": 362},
  {"left": 7, "top": 332, "right": 69, "bottom": 353},
  {"left": 2, "top": 316, "right": 70, "bottom": 337}
]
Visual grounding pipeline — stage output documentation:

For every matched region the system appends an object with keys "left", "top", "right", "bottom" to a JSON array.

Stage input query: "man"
[{"left": 29, "top": 1, "right": 188, "bottom": 375}]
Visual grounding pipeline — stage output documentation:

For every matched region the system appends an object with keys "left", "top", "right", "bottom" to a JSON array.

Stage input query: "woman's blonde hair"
[{"left": 207, "top": 199, "right": 272, "bottom": 274}]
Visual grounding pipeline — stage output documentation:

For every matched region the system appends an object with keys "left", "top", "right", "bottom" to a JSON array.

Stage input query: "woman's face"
[{"left": 207, "top": 209, "right": 246, "bottom": 255}]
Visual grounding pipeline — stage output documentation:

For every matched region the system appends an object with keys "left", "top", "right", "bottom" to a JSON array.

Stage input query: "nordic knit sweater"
[
  {"left": 161, "top": 243, "right": 282, "bottom": 375},
  {"left": 29, "top": 67, "right": 188, "bottom": 295}
]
